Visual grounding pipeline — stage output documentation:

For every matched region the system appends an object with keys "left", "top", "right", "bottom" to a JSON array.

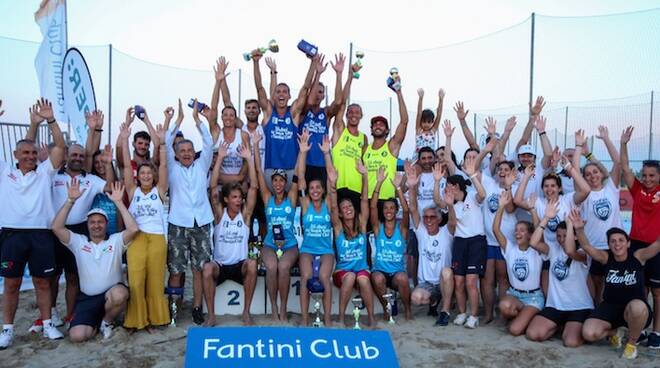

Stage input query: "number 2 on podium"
[{"left": 227, "top": 290, "right": 240, "bottom": 305}]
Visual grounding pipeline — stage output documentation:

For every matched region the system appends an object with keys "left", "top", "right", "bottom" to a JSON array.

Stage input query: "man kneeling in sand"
[
  {"left": 407, "top": 166, "right": 456, "bottom": 326},
  {"left": 52, "top": 179, "right": 138, "bottom": 342}
]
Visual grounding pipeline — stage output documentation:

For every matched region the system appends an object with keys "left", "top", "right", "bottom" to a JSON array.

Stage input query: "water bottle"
[{"left": 297, "top": 39, "right": 318, "bottom": 58}]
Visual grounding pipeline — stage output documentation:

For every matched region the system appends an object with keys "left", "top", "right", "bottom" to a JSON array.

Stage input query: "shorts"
[
  {"left": 451, "top": 235, "right": 487, "bottom": 277},
  {"left": 487, "top": 245, "right": 504, "bottom": 261},
  {"left": 304, "top": 165, "right": 327, "bottom": 188},
  {"left": 506, "top": 287, "right": 545, "bottom": 310},
  {"left": 589, "top": 259, "right": 607, "bottom": 277},
  {"left": 55, "top": 222, "right": 89, "bottom": 275},
  {"left": 417, "top": 281, "right": 442, "bottom": 303},
  {"left": 215, "top": 260, "right": 244, "bottom": 285},
  {"left": 407, "top": 231, "right": 419, "bottom": 258},
  {"left": 538, "top": 307, "right": 592, "bottom": 325},
  {"left": 69, "top": 284, "right": 128, "bottom": 329},
  {"left": 631, "top": 239, "right": 660, "bottom": 288},
  {"left": 589, "top": 300, "right": 652, "bottom": 329},
  {"left": 0, "top": 228, "right": 56, "bottom": 278},
  {"left": 336, "top": 188, "right": 361, "bottom": 216},
  {"left": 333, "top": 269, "right": 370, "bottom": 288},
  {"left": 373, "top": 270, "right": 404, "bottom": 289},
  {"left": 167, "top": 222, "right": 212, "bottom": 273},
  {"left": 542, "top": 260, "right": 550, "bottom": 271},
  {"left": 264, "top": 168, "right": 295, "bottom": 193}
]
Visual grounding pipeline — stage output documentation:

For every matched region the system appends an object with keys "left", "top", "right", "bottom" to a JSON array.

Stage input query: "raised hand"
[
  {"left": 405, "top": 161, "right": 419, "bottom": 188},
  {"left": 200, "top": 105, "right": 217, "bottom": 124},
  {"left": 108, "top": 182, "right": 125, "bottom": 203},
  {"left": 575, "top": 129, "right": 589, "bottom": 155},
  {"left": 251, "top": 131, "right": 262, "bottom": 146},
  {"left": 38, "top": 143, "right": 49, "bottom": 162},
  {"left": 417, "top": 88, "right": 424, "bottom": 98},
  {"left": 216, "top": 141, "right": 230, "bottom": 161},
  {"left": 192, "top": 99, "right": 201, "bottom": 124},
  {"left": 549, "top": 146, "right": 561, "bottom": 168},
  {"left": 85, "top": 110, "right": 103, "bottom": 130},
  {"left": 498, "top": 189, "right": 512, "bottom": 208},
  {"left": 444, "top": 188, "right": 455, "bottom": 205},
  {"left": 155, "top": 124, "right": 166, "bottom": 143},
  {"left": 376, "top": 166, "right": 387, "bottom": 183},
  {"left": 484, "top": 116, "right": 497, "bottom": 136},
  {"left": 595, "top": 125, "right": 609, "bottom": 141},
  {"left": 391, "top": 173, "right": 404, "bottom": 188},
  {"left": 298, "top": 128, "right": 311, "bottom": 152},
  {"left": 442, "top": 119, "right": 454, "bottom": 138},
  {"left": 534, "top": 115, "right": 546, "bottom": 133},
  {"left": 164, "top": 106, "right": 175, "bottom": 121},
  {"left": 530, "top": 96, "right": 545, "bottom": 116},
  {"left": 463, "top": 155, "right": 478, "bottom": 176},
  {"left": 125, "top": 107, "right": 136, "bottom": 125},
  {"left": 432, "top": 162, "right": 445, "bottom": 181},
  {"left": 118, "top": 122, "right": 131, "bottom": 143},
  {"left": 328, "top": 168, "right": 338, "bottom": 186},
  {"left": 504, "top": 116, "right": 517, "bottom": 132},
  {"left": 453, "top": 101, "right": 469, "bottom": 121},
  {"left": 67, "top": 177, "right": 86, "bottom": 201},
  {"left": 264, "top": 57, "right": 277, "bottom": 73},
  {"left": 29, "top": 102, "right": 44, "bottom": 125},
  {"left": 101, "top": 144, "right": 113, "bottom": 164},
  {"left": 314, "top": 53, "right": 328, "bottom": 74},
  {"left": 330, "top": 53, "right": 345, "bottom": 74},
  {"left": 544, "top": 197, "right": 560, "bottom": 219},
  {"left": 483, "top": 135, "right": 497, "bottom": 153},
  {"left": 438, "top": 88, "right": 445, "bottom": 99},
  {"left": 355, "top": 159, "right": 367, "bottom": 175},
  {"left": 560, "top": 155, "right": 572, "bottom": 171},
  {"left": 35, "top": 98, "right": 55, "bottom": 121},
  {"left": 176, "top": 98, "right": 184, "bottom": 122},
  {"left": 214, "top": 56, "right": 230, "bottom": 82},
  {"left": 318, "top": 135, "right": 331, "bottom": 154},
  {"left": 503, "top": 171, "right": 516, "bottom": 188},
  {"left": 524, "top": 164, "right": 535, "bottom": 178},
  {"left": 567, "top": 207, "right": 585, "bottom": 229},
  {"left": 621, "top": 126, "right": 634, "bottom": 144},
  {"left": 525, "top": 192, "right": 538, "bottom": 211},
  {"left": 239, "top": 143, "right": 252, "bottom": 160}
]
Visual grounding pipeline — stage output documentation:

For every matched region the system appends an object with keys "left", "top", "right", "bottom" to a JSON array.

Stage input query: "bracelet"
[
  {"left": 563, "top": 163, "right": 572, "bottom": 170},
  {"left": 67, "top": 198, "right": 76, "bottom": 204},
  {"left": 373, "top": 190, "right": 380, "bottom": 194},
  {"left": 576, "top": 143, "right": 584, "bottom": 147},
  {"left": 469, "top": 173, "right": 478, "bottom": 179},
  {"left": 271, "top": 71, "right": 278, "bottom": 75},
  {"left": 95, "top": 129, "right": 103, "bottom": 132},
  {"left": 540, "top": 225, "right": 546, "bottom": 230},
  {"left": 47, "top": 119, "right": 56, "bottom": 124},
  {"left": 538, "top": 131, "right": 546, "bottom": 136}
]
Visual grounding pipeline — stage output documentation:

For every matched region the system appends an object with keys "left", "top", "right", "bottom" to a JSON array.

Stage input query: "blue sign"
[{"left": 185, "top": 327, "right": 399, "bottom": 368}]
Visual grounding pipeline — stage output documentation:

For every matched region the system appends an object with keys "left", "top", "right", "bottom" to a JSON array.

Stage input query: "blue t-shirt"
[
  {"left": 335, "top": 231, "right": 368, "bottom": 272},
  {"left": 91, "top": 193, "right": 118, "bottom": 235},
  {"left": 265, "top": 106, "right": 299, "bottom": 170},
  {"left": 299, "top": 108, "right": 328, "bottom": 167},
  {"left": 264, "top": 197, "right": 298, "bottom": 250},
  {"left": 373, "top": 223, "right": 406, "bottom": 273},
  {"left": 300, "top": 202, "right": 333, "bottom": 255}
]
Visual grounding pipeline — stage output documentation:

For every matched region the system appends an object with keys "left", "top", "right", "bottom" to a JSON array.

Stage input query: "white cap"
[
  {"left": 87, "top": 208, "right": 109, "bottom": 220},
  {"left": 517, "top": 144, "right": 535, "bottom": 156}
]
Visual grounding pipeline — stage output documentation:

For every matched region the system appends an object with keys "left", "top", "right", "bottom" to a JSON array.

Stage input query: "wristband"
[
  {"left": 469, "top": 173, "right": 478, "bottom": 179},
  {"left": 47, "top": 119, "right": 56, "bottom": 124},
  {"left": 563, "top": 162, "right": 572, "bottom": 170},
  {"left": 538, "top": 131, "right": 546, "bottom": 136},
  {"left": 540, "top": 225, "right": 546, "bottom": 230},
  {"left": 291, "top": 175, "right": 298, "bottom": 184},
  {"left": 95, "top": 129, "right": 103, "bottom": 132},
  {"left": 271, "top": 71, "right": 278, "bottom": 75},
  {"left": 67, "top": 198, "right": 76, "bottom": 204}
]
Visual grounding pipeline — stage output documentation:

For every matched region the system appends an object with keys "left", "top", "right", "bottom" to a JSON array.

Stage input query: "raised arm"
[
  {"left": 516, "top": 96, "right": 545, "bottom": 152},
  {"left": 393, "top": 173, "right": 410, "bottom": 236},
  {"left": 370, "top": 166, "right": 387, "bottom": 231},
  {"left": 432, "top": 163, "right": 448, "bottom": 209},
  {"left": 563, "top": 215, "right": 588, "bottom": 263},
  {"left": 327, "top": 159, "right": 342, "bottom": 233},
  {"left": 83, "top": 110, "right": 103, "bottom": 172},
  {"left": 326, "top": 53, "right": 345, "bottom": 120},
  {"left": 241, "top": 144, "right": 259, "bottom": 222},
  {"left": 432, "top": 89, "right": 445, "bottom": 132},
  {"left": 35, "top": 98, "right": 66, "bottom": 168},
  {"left": 444, "top": 189, "right": 457, "bottom": 236},
  {"left": 619, "top": 126, "right": 635, "bottom": 189},
  {"left": 453, "top": 101, "right": 478, "bottom": 150},
  {"left": 415, "top": 88, "right": 424, "bottom": 133},
  {"left": 52, "top": 177, "right": 85, "bottom": 245},
  {"left": 594, "top": 125, "right": 620, "bottom": 185},
  {"left": 99, "top": 144, "right": 115, "bottom": 192},
  {"left": 155, "top": 124, "right": 168, "bottom": 196},
  {"left": 118, "top": 122, "right": 136, "bottom": 197},
  {"left": 405, "top": 161, "right": 421, "bottom": 228},
  {"left": 513, "top": 165, "right": 535, "bottom": 207},
  {"left": 116, "top": 107, "right": 135, "bottom": 169},
  {"left": 562, "top": 153, "right": 591, "bottom": 205},
  {"left": 497, "top": 116, "right": 517, "bottom": 158},
  {"left": 210, "top": 142, "right": 228, "bottom": 218},
  {"left": 568, "top": 208, "right": 608, "bottom": 264},
  {"left": 26, "top": 101, "right": 43, "bottom": 141},
  {"left": 108, "top": 182, "right": 139, "bottom": 245},
  {"left": 493, "top": 190, "right": 512, "bottom": 250},
  {"left": 389, "top": 80, "right": 409, "bottom": 157},
  {"left": 462, "top": 155, "right": 486, "bottom": 203},
  {"left": 252, "top": 132, "right": 270, "bottom": 203},
  {"left": 252, "top": 52, "right": 272, "bottom": 118},
  {"left": 535, "top": 116, "right": 553, "bottom": 169},
  {"left": 290, "top": 129, "right": 311, "bottom": 206},
  {"left": 292, "top": 55, "right": 322, "bottom": 121},
  {"left": 356, "top": 159, "right": 370, "bottom": 233},
  {"left": 442, "top": 120, "right": 458, "bottom": 175},
  {"left": 192, "top": 100, "right": 215, "bottom": 171}
]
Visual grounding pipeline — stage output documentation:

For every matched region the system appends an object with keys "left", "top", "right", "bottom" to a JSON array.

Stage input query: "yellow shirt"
[
  {"left": 363, "top": 142, "right": 397, "bottom": 199},
  {"left": 332, "top": 128, "right": 365, "bottom": 193}
]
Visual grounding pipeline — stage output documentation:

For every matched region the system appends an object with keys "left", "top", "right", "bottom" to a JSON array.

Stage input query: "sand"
[{"left": 1, "top": 287, "right": 658, "bottom": 368}]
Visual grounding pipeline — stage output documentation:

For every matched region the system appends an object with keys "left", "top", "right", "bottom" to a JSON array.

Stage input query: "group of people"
[{"left": 0, "top": 48, "right": 658, "bottom": 360}]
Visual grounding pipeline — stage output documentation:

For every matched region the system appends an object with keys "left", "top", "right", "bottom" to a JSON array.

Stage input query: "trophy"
[
  {"left": 273, "top": 224, "right": 285, "bottom": 259},
  {"left": 387, "top": 67, "right": 401, "bottom": 92},
  {"left": 187, "top": 98, "right": 208, "bottom": 112},
  {"left": 383, "top": 292, "right": 396, "bottom": 325},
  {"left": 165, "top": 286, "right": 183, "bottom": 327},
  {"left": 307, "top": 256, "right": 325, "bottom": 327},
  {"left": 243, "top": 39, "right": 279, "bottom": 61},
  {"left": 353, "top": 51, "right": 365, "bottom": 79},
  {"left": 351, "top": 297, "right": 363, "bottom": 330},
  {"left": 134, "top": 105, "right": 146, "bottom": 120},
  {"left": 297, "top": 39, "right": 318, "bottom": 58},
  {"left": 248, "top": 235, "right": 263, "bottom": 261},
  {"left": 169, "top": 300, "right": 178, "bottom": 327}
]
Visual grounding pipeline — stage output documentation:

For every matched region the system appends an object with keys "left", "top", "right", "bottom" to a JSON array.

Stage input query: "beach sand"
[{"left": 1, "top": 287, "right": 658, "bottom": 368}]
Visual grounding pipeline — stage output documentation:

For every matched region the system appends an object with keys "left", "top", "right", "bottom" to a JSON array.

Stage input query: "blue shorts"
[
  {"left": 487, "top": 246, "right": 504, "bottom": 261},
  {"left": 506, "top": 287, "right": 545, "bottom": 310}
]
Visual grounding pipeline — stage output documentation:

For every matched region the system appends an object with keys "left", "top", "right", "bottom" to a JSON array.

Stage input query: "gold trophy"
[
  {"left": 387, "top": 67, "right": 401, "bottom": 92},
  {"left": 243, "top": 39, "right": 279, "bottom": 61},
  {"left": 353, "top": 51, "right": 365, "bottom": 79},
  {"left": 352, "top": 297, "right": 363, "bottom": 330}
]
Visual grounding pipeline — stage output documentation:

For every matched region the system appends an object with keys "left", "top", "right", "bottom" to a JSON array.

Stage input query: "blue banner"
[{"left": 185, "top": 327, "right": 399, "bottom": 368}]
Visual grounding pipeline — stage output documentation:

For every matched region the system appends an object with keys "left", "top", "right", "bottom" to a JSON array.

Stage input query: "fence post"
[
  {"left": 650, "top": 90, "right": 654, "bottom": 159},
  {"left": 473, "top": 113, "right": 477, "bottom": 142},
  {"left": 108, "top": 44, "right": 113, "bottom": 145},
  {"left": 238, "top": 68, "right": 242, "bottom": 118},
  {"left": 563, "top": 106, "right": 568, "bottom": 150}
]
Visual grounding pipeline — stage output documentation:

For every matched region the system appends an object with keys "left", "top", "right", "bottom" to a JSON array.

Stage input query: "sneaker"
[
  {"left": 622, "top": 343, "right": 638, "bottom": 359},
  {"left": 453, "top": 313, "right": 467, "bottom": 326},
  {"left": 427, "top": 302, "right": 439, "bottom": 317},
  {"left": 100, "top": 321, "right": 113, "bottom": 340},
  {"left": 610, "top": 327, "right": 625, "bottom": 349},
  {"left": 435, "top": 311, "right": 450, "bottom": 326},
  {"left": 50, "top": 308, "right": 64, "bottom": 327},
  {"left": 464, "top": 315, "right": 479, "bottom": 329},
  {"left": 648, "top": 331, "right": 660, "bottom": 349},
  {"left": 192, "top": 306, "right": 204, "bottom": 325},
  {"left": 42, "top": 321, "right": 64, "bottom": 340},
  {"left": 0, "top": 329, "right": 13, "bottom": 349},
  {"left": 636, "top": 330, "right": 649, "bottom": 346},
  {"left": 28, "top": 319, "right": 43, "bottom": 334}
]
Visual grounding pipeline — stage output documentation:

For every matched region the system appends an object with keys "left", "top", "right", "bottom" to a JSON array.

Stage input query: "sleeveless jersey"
[
  {"left": 300, "top": 108, "right": 328, "bottom": 167},
  {"left": 335, "top": 231, "right": 369, "bottom": 272},
  {"left": 300, "top": 202, "right": 333, "bottom": 255},
  {"left": 264, "top": 197, "right": 298, "bottom": 250},
  {"left": 363, "top": 143, "right": 397, "bottom": 199},
  {"left": 264, "top": 106, "right": 298, "bottom": 170},
  {"left": 128, "top": 187, "right": 164, "bottom": 235},
  {"left": 214, "top": 129, "right": 243, "bottom": 175},
  {"left": 213, "top": 209, "right": 249, "bottom": 265},
  {"left": 603, "top": 250, "right": 646, "bottom": 305},
  {"left": 373, "top": 223, "right": 406, "bottom": 273},
  {"left": 332, "top": 128, "right": 365, "bottom": 193}
]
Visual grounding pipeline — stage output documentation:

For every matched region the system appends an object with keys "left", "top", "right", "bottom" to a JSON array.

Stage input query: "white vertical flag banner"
[
  {"left": 34, "top": 0, "right": 67, "bottom": 123},
  {"left": 62, "top": 48, "right": 96, "bottom": 143}
]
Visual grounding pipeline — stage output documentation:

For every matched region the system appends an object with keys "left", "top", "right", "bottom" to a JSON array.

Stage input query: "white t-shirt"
[
  {"left": 242, "top": 124, "right": 265, "bottom": 170},
  {"left": 503, "top": 242, "right": 543, "bottom": 291},
  {"left": 128, "top": 187, "right": 165, "bottom": 235},
  {"left": 214, "top": 129, "right": 243, "bottom": 175},
  {"left": 213, "top": 209, "right": 249, "bottom": 265},
  {"left": 560, "top": 175, "right": 574, "bottom": 194},
  {"left": 52, "top": 172, "right": 106, "bottom": 225},
  {"left": 453, "top": 191, "right": 485, "bottom": 238},
  {"left": 581, "top": 178, "right": 621, "bottom": 250},
  {"left": 416, "top": 172, "right": 436, "bottom": 218},
  {"left": 415, "top": 224, "right": 453, "bottom": 285},
  {"left": 66, "top": 232, "right": 126, "bottom": 296},
  {"left": 512, "top": 160, "right": 545, "bottom": 221},
  {"left": 0, "top": 159, "right": 57, "bottom": 229},
  {"left": 546, "top": 243, "right": 593, "bottom": 311},
  {"left": 481, "top": 175, "right": 517, "bottom": 247},
  {"left": 534, "top": 192, "right": 575, "bottom": 248}
]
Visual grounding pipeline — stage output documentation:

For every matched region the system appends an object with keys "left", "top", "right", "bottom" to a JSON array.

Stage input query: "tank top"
[
  {"left": 335, "top": 231, "right": 369, "bottom": 272},
  {"left": 300, "top": 202, "right": 333, "bottom": 255},
  {"left": 214, "top": 129, "right": 243, "bottom": 175},
  {"left": 213, "top": 209, "right": 249, "bottom": 265},
  {"left": 415, "top": 131, "right": 437, "bottom": 152},
  {"left": 373, "top": 223, "right": 406, "bottom": 273},
  {"left": 128, "top": 187, "right": 164, "bottom": 235},
  {"left": 603, "top": 250, "right": 646, "bottom": 305},
  {"left": 363, "top": 143, "right": 397, "bottom": 199},
  {"left": 242, "top": 124, "right": 265, "bottom": 170},
  {"left": 264, "top": 106, "right": 298, "bottom": 170},
  {"left": 300, "top": 108, "right": 328, "bottom": 167},
  {"left": 332, "top": 128, "right": 365, "bottom": 193},
  {"left": 264, "top": 197, "right": 297, "bottom": 250}
]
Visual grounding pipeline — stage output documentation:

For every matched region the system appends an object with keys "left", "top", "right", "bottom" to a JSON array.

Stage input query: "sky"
[{"left": 0, "top": 0, "right": 659, "bottom": 159}]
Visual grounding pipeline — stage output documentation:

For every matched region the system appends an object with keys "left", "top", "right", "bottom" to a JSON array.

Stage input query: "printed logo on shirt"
[
  {"left": 318, "top": 113, "right": 325, "bottom": 120},
  {"left": 547, "top": 215, "right": 560, "bottom": 232},
  {"left": 285, "top": 117, "right": 291, "bottom": 125},
  {"left": 395, "top": 240, "right": 402, "bottom": 248},
  {"left": 513, "top": 258, "right": 529, "bottom": 281},
  {"left": 487, "top": 193, "right": 499, "bottom": 213},
  {"left": 552, "top": 259, "right": 570, "bottom": 281},
  {"left": 431, "top": 239, "right": 439, "bottom": 248},
  {"left": 7, "top": 172, "right": 17, "bottom": 182},
  {"left": 81, "top": 245, "right": 92, "bottom": 253},
  {"left": 593, "top": 198, "right": 611, "bottom": 221},
  {"left": 606, "top": 270, "right": 638, "bottom": 286},
  {"left": 284, "top": 206, "right": 291, "bottom": 214}
]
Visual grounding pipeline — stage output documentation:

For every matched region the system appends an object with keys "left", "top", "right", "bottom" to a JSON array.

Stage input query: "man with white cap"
[{"left": 51, "top": 179, "right": 138, "bottom": 342}]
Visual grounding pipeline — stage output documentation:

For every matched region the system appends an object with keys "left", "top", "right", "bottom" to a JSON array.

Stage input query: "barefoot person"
[
  {"left": 202, "top": 143, "right": 258, "bottom": 326},
  {"left": 51, "top": 181, "right": 138, "bottom": 342}
]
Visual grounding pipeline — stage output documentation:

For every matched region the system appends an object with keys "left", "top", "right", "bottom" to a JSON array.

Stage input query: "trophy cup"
[
  {"left": 165, "top": 286, "right": 183, "bottom": 327},
  {"left": 351, "top": 297, "right": 363, "bottom": 330},
  {"left": 383, "top": 292, "right": 396, "bottom": 325},
  {"left": 243, "top": 39, "right": 279, "bottom": 61},
  {"left": 169, "top": 300, "right": 178, "bottom": 327},
  {"left": 248, "top": 235, "right": 263, "bottom": 261},
  {"left": 297, "top": 39, "right": 318, "bottom": 58},
  {"left": 353, "top": 51, "right": 365, "bottom": 79},
  {"left": 307, "top": 256, "right": 325, "bottom": 327},
  {"left": 273, "top": 224, "right": 285, "bottom": 259},
  {"left": 387, "top": 67, "right": 401, "bottom": 92},
  {"left": 187, "top": 98, "right": 208, "bottom": 112}
]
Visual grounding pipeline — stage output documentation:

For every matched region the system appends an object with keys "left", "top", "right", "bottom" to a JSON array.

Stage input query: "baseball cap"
[
  {"left": 370, "top": 115, "right": 389, "bottom": 128},
  {"left": 271, "top": 169, "right": 288, "bottom": 181},
  {"left": 87, "top": 208, "right": 109, "bottom": 220},
  {"left": 517, "top": 144, "right": 536, "bottom": 156}
]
